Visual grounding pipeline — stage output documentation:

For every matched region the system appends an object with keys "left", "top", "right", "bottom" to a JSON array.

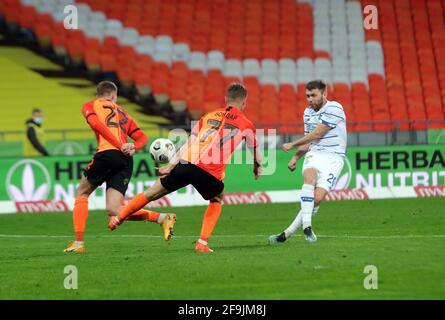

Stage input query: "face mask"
[{"left": 33, "top": 117, "right": 43, "bottom": 125}]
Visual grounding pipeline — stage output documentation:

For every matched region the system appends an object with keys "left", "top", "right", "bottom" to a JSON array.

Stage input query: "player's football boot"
[
  {"left": 161, "top": 213, "right": 176, "bottom": 241},
  {"left": 303, "top": 227, "right": 317, "bottom": 242},
  {"left": 195, "top": 242, "right": 214, "bottom": 253},
  {"left": 64, "top": 241, "right": 85, "bottom": 253},
  {"left": 108, "top": 216, "right": 121, "bottom": 231},
  {"left": 268, "top": 232, "right": 287, "bottom": 244}
]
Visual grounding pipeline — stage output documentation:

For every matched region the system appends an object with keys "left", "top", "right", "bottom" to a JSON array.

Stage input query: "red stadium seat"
[{"left": 8, "top": 0, "right": 444, "bottom": 132}]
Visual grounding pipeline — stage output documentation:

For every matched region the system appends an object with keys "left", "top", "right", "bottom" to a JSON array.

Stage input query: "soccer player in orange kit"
[
  {"left": 64, "top": 81, "right": 176, "bottom": 253},
  {"left": 108, "top": 83, "right": 263, "bottom": 253}
]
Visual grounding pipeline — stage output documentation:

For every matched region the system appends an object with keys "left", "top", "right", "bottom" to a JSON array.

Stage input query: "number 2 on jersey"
[
  {"left": 103, "top": 106, "right": 128, "bottom": 133},
  {"left": 200, "top": 119, "right": 239, "bottom": 148}
]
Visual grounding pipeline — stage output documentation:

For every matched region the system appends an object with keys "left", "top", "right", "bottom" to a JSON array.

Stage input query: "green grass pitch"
[{"left": 0, "top": 198, "right": 444, "bottom": 299}]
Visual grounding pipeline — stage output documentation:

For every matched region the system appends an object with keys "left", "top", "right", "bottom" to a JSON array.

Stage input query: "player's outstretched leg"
[
  {"left": 269, "top": 211, "right": 302, "bottom": 244},
  {"left": 269, "top": 206, "right": 319, "bottom": 244},
  {"left": 108, "top": 179, "right": 170, "bottom": 231},
  {"left": 123, "top": 209, "right": 177, "bottom": 241},
  {"left": 161, "top": 213, "right": 176, "bottom": 241}
]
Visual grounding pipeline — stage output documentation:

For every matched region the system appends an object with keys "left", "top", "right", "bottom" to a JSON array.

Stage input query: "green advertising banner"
[
  {"left": 0, "top": 139, "right": 154, "bottom": 157},
  {"left": 225, "top": 145, "right": 445, "bottom": 191},
  {"left": 0, "top": 145, "right": 444, "bottom": 202},
  {"left": 428, "top": 129, "right": 445, "bottom": 145}
]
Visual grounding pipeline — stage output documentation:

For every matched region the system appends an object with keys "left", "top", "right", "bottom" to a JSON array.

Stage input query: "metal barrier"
[{"left": 1, "top": 120, "right": 444, "bottom": 158}]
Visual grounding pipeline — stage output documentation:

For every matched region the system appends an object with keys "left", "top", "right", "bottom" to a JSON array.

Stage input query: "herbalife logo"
[
  {"left": 6, "top": 159, "right": 51, "bottom": 201},
  {"left": 53, "top": 141, "right": 85, "bottom": 156},
  {"left": 435, "top": 131, "right": 445, "bottom": 144},
  {"left": 332, "top": 157, "right": 352, "bottom": 190}
]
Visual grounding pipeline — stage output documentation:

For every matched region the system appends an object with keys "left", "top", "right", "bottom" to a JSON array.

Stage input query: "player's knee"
[
  {"left": 144, "top": 189, "right": 162, "bottom": 202},
  {"left": 314, "top": 192, "right": 326, "bottom": 207},
  {"left": 106, "top": 207, "right": 119, "bottom": 217},
  {"left": 144, "top": 191, "right": 153, "bottom": 202},
  {"left": 210, "top": 194, "right": 223, "bottom": 203},
  {"left": 304, "top": 178, "right": 317, "bottom": 186},
  {"left": 75, "top": 188, "right": 90, "bottom": 198}
]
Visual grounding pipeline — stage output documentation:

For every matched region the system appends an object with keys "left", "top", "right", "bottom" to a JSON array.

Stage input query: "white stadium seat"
[
  {"left": 173, "top": 43, "right": 190, "bottom": 62},
  {"left": 243, "top": 58, "right": 261, "bottom": 77},
  {"left": 225, "top": 59, "right": 243, "bottom": 78},
  {"left": 189, "top": 52, "right": 207, "bottom": 72}
]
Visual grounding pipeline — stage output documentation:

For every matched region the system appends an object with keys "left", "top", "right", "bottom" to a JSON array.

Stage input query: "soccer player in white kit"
[{"left": 269, "top": 80, "right": 347, "bottom": 243}]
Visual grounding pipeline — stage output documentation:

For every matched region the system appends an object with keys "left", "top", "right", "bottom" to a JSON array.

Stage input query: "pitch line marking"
[{"left": 0, "top": 234, "right": 444, "bottom": 239}]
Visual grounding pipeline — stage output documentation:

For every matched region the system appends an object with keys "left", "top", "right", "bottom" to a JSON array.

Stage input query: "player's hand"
[
  {"left": 121, "top": 143, "right": 135, "bottom": 156},
  {"left": 282, "top": 143, "right": 294, "bottom": 152},
  {"left": 157, "top": 164, "right": 173, "bottom": 177},
  {"left": 288, "top": 156, "right": 298, "bottom": 172}
]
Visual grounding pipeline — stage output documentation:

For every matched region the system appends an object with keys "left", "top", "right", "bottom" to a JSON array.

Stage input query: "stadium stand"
[{"left": 1, "top": 0, "right": 444, "bottom": 134}]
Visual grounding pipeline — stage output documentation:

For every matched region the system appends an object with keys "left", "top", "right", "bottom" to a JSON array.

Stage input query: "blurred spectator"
[{"left": 24, "top": 108, "right": 49, "bottom": 156}]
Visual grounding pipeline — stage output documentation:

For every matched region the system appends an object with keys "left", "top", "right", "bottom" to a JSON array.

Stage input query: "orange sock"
[
  {"left": 126, "top": 209, "right": 160, "bottom": 223},
  {"left": 73, "top": 197, "right": 88, "bottom": 241},
  {"left": 117, "top": 192, "right": 149, "bottom": 221},
  {"left": 199, "top": 202, "right": 222, "bottom": 243}
]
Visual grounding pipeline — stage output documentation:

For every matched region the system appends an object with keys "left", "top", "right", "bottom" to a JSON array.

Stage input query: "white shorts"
[{"left": 302, "top": 151, "right": 344, "bottom": 192}]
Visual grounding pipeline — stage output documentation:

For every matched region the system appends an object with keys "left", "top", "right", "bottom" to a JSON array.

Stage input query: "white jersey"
[{"left": 303, "top": 100, "right": 347, "bottom": 156}]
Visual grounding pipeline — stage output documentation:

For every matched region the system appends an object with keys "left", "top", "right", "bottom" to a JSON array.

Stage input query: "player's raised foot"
[
  {"left": 108, "top": 216, "right": 121, "bottom": 231},
  {"left": 195, "top": 242, "right": 214, "bottom": 253},
  {"left": 303, "top": 227, "right": 317, "bottom": 243},
  {"left": 64, "top": 241, "right": 85, "bottom": 253},
  {"left": 268, "top": 232, "right": 287, "bottom": 244},
  {"left": 161, "top": 213, "right": 176, "bottom": 241}
]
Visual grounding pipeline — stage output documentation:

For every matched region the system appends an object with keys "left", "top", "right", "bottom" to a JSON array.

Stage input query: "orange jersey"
[
  {"left": 181, "top": 106, "right": 257, "bottom": 180},
  {"left": 82, "top": 98, "right": 141, "bottom": 153}
]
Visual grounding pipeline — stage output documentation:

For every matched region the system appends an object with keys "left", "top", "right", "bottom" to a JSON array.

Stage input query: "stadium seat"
[{"left": 5, "top": 0, "right": 444, "bottom": 132}]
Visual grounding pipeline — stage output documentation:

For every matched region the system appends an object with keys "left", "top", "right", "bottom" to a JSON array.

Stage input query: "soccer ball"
[{"left": 149, "top": 138, "right": 176, "bottom": 164}]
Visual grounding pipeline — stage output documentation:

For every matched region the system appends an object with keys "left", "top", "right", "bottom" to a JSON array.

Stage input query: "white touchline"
[{"left": 0, "top": 234, "right": 444, "bottom": 239}]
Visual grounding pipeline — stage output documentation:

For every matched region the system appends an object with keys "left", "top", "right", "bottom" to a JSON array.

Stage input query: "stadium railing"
[{"left": 1, "top": 119, "right": 444, "bottom": 158}]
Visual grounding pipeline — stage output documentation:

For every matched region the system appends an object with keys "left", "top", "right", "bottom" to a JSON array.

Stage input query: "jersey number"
[
  {"left": 199, "top": 119, "right": 239, "bottom": 148},
  {"left": 327, "top": 173, "right": 336, "bottom": 188},
  {"left": 103, "top": 106, "right": 128, "bottom": 133}
]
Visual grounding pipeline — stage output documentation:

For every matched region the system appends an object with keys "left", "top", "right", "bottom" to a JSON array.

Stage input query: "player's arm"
[
  {"left": 295, "top": 144, "right": 310, "bottom": 158},
  {"left": 282, "top": 124, "right": 331, "bottom": 152},
  {"left": 287, "top": 144, "right": 310, "bottom": 172},
  {"left": 158, "top": 119, "right": 202, "bottom": 176},
  {"left": 248, "top": 145, "right": 263, "bottom": 180},
  {"left": 125, "top": 117, "right": 148, "bottom": 156},
  {"left": 26, "top": 126, "right": 49, "bottom": 156},
  {"left": 284, "top": 105, "right": 345, "bottom": 152},
  {"left": 245, "top": 125, "right": 262, "bottom": 180},
  {"left": 82, "top": 103, "right": 124, "bottom": 150}
]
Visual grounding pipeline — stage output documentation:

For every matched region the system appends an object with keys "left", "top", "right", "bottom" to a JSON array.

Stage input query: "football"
[{"left": 149, "top": 138, "right": 176, "bottom": 164}]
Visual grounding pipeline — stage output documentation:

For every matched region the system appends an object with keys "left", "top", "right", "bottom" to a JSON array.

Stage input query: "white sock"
[
  {"left": 157, "top": 213, "right": 166, "bottom": 224},
  {"left": 300, "top": 184, "right": 315, "bottom": 229},
  {"left": 284, "top": 210, "right": 302, "bottom": 238},
  {"left": 284, "top": 206, "right": 320, "bottom": 238}
]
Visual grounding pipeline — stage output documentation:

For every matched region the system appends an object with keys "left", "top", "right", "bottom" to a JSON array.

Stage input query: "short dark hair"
[
  {"left": 32, "top": 108, "right": 42, "bottom": 114},
  {"left": 226, "top": 83, "right": 247, "bottom": 101},
  {"left": 96, "top": 81, "right": 117, "bottom": 97},
  {"left": 306, "top": 80, "right": 327, "bottom": 93}
]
